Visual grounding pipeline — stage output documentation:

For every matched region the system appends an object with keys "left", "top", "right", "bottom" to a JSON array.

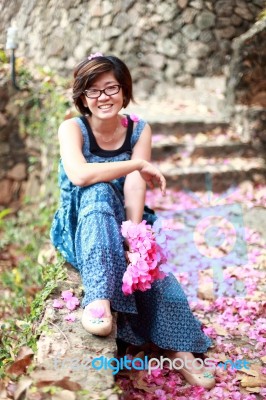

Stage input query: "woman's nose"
[{"left": 98, "top": 91, "right": 110, "bottom": 100}]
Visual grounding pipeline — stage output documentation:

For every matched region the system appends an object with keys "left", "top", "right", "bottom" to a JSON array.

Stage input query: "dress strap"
[{"left": 79, "top": 115, "right": 133, "bottom": 158}]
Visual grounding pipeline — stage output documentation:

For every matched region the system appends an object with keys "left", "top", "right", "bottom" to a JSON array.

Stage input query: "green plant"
[
  {"left": 0, "top": 49, "right": 8, "bottom": 63},
  {"left": 0, "top": 63, "right": 71, "bottom": 379},
  {"left": 257, "top": 8, "right": 266, "bottom": 20}
]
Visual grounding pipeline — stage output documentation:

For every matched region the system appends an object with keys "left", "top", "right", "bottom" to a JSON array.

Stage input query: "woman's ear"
[{"left": 81, "top": 94, "right": 87, "bottom": 108}]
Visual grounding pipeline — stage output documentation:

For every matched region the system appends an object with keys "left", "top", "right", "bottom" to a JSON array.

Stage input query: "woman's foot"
[
  {"left": 164, "top": 350, "right": 216, "bottom": 390},
  {"left": 82, "top": 299, "right": 113, "bottom": 337}
]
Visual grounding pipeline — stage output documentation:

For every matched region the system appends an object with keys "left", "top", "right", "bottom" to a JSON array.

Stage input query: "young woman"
[{"left": 50, "top": 54, "right": 215, "bottom": 389}]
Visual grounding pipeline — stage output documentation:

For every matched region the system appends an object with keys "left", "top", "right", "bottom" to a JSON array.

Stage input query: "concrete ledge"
[{"left": 33, "top": 264, "right": 119, "bottom": 400}]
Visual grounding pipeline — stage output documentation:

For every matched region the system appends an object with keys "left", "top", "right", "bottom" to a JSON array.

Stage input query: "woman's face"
[{"left": 82, "top": 71, "right": 124, "bottom": 120}]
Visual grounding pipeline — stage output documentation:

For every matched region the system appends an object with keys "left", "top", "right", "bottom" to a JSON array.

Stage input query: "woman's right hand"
[{"left": 139, "top": 160, "right": 166, "bottom": 195}]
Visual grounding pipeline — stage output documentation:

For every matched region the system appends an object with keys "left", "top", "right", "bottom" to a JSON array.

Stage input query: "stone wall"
[
  {"left": 0, "top": 67, "right": 28, "bottom": 207},
  {"left": 0, "top": 0, "right": 264, "bottom": 96},
  {"left": 226, "top": 18, "right": 266, "bottom": 148}
]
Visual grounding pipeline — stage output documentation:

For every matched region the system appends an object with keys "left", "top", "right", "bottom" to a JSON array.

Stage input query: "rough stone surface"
[
  {"left": 0, "top": 77, "right": 28, "bottom": 207},
  {"left": 0, "top": 0, "right": 262, "bottom": 90},
  {"left": 195, "top": 10, "right": 216, "bottom": 29},
  {"left": 34, "top": 263, "right": 119, "bottom": 400},
  {"left": 7, "top": 162, "right": 27, "bottom": 181},
  {"left": 226, "top": 19, "right": 266, "bottom": 148},
  {"left": 0, "top": 179, "right": 13, "bottom": 205}
]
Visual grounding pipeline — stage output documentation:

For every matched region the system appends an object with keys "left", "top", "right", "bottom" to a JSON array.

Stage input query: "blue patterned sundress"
[{"left": 50, "top": 115, "right": 213, "bottom": 352}]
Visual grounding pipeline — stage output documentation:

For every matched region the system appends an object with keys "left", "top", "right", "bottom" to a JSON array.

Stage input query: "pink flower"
[
  {"left": 52, "top": 299, "right": 64, "bottom": 309},
  {"left": 129, "top": 113, "right": 140, "bottom": 122},
  {"left": 88, "top": 52, "right": 103, "bottom": 60},
  {"left": 66, "top": 296, "right": 80, "bottom": 311},
  {"left": 121, "top": 117, "right": 128, "bottom": 127},
  {"left": 61, "top": 290, "right": 73, "bottom": 301},
  {"left": 121, "top": 114, "right": 140, "bottom": 128},
  {"left": 154, "top": 389, "right": 167, "bottom": 400},
  {"left": 65, "top": 313, "right": 76, "bottom": 322},
  {"left": 121, "top": 219, "right": 172, "bottom": 295}
]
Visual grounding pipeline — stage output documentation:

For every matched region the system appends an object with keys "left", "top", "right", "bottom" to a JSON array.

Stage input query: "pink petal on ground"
[
  {"left": 65, "top": 313, "right": 76, "bottom": 322},
  {"left": 66, "top": 296, "right": 80, "bottom": 310},
  {"left": 52, "top": 299, "right": 64, "bottom": 309},
  {"left": 61, "top": 290, "right": 73, "bottom": 301}
]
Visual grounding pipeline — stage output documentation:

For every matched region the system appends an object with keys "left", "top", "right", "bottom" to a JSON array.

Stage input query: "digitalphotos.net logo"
[
  {"left": 162, "top": 173, "right": 248, "bottom": 301},
  {"left": 53, "top": 354, "right": 251, "bottom": 375}
]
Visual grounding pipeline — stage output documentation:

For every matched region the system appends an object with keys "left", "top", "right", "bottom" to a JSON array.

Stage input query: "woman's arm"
[
  {"left": 58, "top": 119, "right": 165, "bottom": 189},
  {"left": 124, "top": 122, "right": 160, "bottom": 223}
]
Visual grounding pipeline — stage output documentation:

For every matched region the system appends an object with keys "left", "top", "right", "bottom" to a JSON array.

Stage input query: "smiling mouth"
[{"left": 98, "top": 104, "right": 113, "bottom": 110}]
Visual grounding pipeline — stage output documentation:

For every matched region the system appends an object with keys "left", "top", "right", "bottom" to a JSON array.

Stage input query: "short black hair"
[{"left": 72, "top": 55, "right": 134, "bottom": 115}]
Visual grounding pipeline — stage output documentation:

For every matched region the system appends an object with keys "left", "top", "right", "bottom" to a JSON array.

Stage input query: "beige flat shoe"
[
  {"left": 81, "top": 306, "right": 113, "bottom": 337},
  {"left": 179, "top": 367, "right": 216, "bottom": 389}
]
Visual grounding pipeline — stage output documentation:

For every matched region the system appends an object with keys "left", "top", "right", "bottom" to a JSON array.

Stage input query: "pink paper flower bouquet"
[{"left": 121, "top": 219, "right": 175, "bottom": 295}]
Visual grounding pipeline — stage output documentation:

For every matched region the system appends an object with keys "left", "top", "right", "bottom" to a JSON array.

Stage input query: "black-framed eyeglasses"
[{"left": 84, "top": 84, "right": 122, "bottom": 99}]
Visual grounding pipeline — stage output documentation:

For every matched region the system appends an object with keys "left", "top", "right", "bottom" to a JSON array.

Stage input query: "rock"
[
  {"left": 195, "top": 10, "right": 216, "bottom": 30},
  {"left": 144, "top": 53, "right": 165, "bottom": 69},
  {"left": 135, "top": 78, "right": 155, "bottom": 96},
  {"left": 38, "top": 243, "right": 57, "bottom": 266},
  {"left": 253, "top": 0, "right": 265, "bottom": 6},
  {"left": 165, "top": 60, "right": 182, "bottom": 80},
  {"left": 178, "top": 0, "right": 189, "bottom": 8},
  {"left": 216, "top": 17, "right": 231, "bottom": 28},
  {"left": 185, "top": 58, "right": 202, "bottom": 74},
  {"left": 103, "top": 27, "right": 121, "bottom": 39},
  {"left": 200, "top": 30, "right": 214, "bottom": 43},
  {"left": 206, "top": 1, "right": 213, "bottom": 11},
  {"left": 157, "top": 38, "right": 179, "bottom": 57},
  {"left": 235, "top": 6, "right": 254, "bottom": 21},
  {"left": 0, "top": 84, "right": 9, "bottom": 111},
  {"left": 156, "top": 2, "right": 180, "bottom": 21},
  {"left": 190, "top": 0, "right": 204, "bottom": 10},
  {"left": 0, "top": 143, "right": 10, "bottom": 156},
  {"left": 7, "top": 163, "right": 27, "bottom": 181},
  {"left": 89, "top": 2, "right": 103, "bottom": 17},
  {"left": 46, "top": 36, "right": 64, "bottom": 57},
  {"left": 215, "top": 26, "right": 236, "bottom": 40},
  {"left": 181, "top": 7, "right": 198, "bottom": 24},
  {"left": 90, "top": 17, "right": 100, "bottom": 29},
  {"left": 231, "top": 14, "right": 242, "bottom": 27},
  {"left": 0, "top": 179, "right": 13, "bottom": 205},
  {"left": 24, "top": 171, "right": 41, "bottom": 198},
  {"left": 176, "top": 74, "right": 194, "bottom": 86},
  {"left": 113, "top": 12, "right": 130, "bottom": 30},
  {"left": 121, "top": 0, "right": 135, "bottom": 12},
  {"left": 214, "top": 1, "right": 233, "bottom": 17},
  {"left": 187, "top": 41, "right": 210, "bottom": 58},
  {"left": 0, "top": 112, "right": 7, "bottom": 130},
  {"left": 182, "top": 24, "right": 200, "bottom": 40}
]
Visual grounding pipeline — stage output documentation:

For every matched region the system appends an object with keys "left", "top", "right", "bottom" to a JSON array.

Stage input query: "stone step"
[
  {"left": 149, "top": 120, "right": 230, "bottom": 136},
  {"left": 154, "top": 157, "right": 266, "bottom": 192},
  {"left": 152, "top": 138, "right": 265, "bottom": 160},
  {"left": 126, "top": 76, "right": 229, "bottom": 133}
]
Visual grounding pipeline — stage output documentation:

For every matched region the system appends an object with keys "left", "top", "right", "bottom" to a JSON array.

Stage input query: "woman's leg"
[{"left": 74, "top": 182, "right": 138, "bottom": 334}]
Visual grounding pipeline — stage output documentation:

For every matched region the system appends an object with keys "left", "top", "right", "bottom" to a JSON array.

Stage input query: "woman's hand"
[{"left": 139, "top": 160, "right": 166, "bottom": 195}]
